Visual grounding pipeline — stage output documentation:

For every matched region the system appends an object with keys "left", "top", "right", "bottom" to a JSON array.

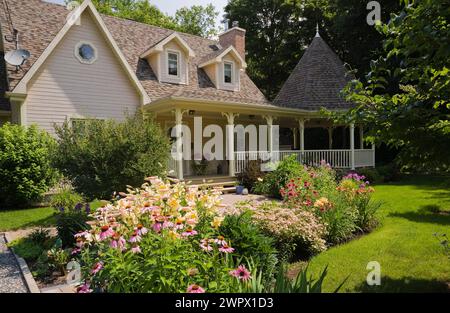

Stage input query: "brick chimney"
[{"left": 218, "top": 22, "right": 246, "bottom": 61}]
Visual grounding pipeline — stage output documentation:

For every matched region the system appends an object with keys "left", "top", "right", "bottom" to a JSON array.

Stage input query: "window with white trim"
[
  {"left": 224, "top": 61, "right": 233, "bottom": 84},
  {"left": 167, "top": 51, "right": 179, "bottom": 77},
  {"left": 75, "top": 42, "right": 97, "bottom": 64}
]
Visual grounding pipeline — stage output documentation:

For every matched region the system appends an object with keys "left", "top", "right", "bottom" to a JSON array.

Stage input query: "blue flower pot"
[{"left": 236, "top": 185, "right": 244, "bottom": 195}]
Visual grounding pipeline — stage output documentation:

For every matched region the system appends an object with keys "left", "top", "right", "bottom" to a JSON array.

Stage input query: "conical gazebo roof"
[{"left": 273, "top": 31, "right": 354, "bottom": 111}]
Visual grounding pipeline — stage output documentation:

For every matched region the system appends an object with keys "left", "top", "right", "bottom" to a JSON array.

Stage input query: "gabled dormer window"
[
  {"left": 140, "top": 33, "right": 194, "bottom": 85},
  {"left": 224, "top": 61, "right": 233, "bottom": 84},
  {"left": 168, "top": 51, "right": 180, "bottom": 77}
]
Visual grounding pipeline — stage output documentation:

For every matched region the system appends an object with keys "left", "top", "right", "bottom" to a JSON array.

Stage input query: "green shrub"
[
  {"left": 52, "top": 113, "right": 170, "bottom": 200},
  {"left": 354, "top": 168, "right": 384, "bottom": 184},
  {"left": 219, "top": 211, "right": 278, "bottom": 287},
  {"left": 50, "top": 187, "right": 84, "bottom": 211},
  {"left": 51, "top": 186, "right": 89, "bottom": 247},
  {"left": 55, "top": 204, "right": 91, "bottom": 248},
  {"left": 0, "top": 123, "right": 57, "bottom": 209},
  {"left": 377, "top": 163, "right": 401, "bottom": 182},
  {"left": 28, "top": 228, "right": 52, "bottom": 246},
  {"left": 237, "top": 159, "right": 264, "bottom": 192},
  {"left": 254, "top": 155, "right": 308, "bottom": 198}
]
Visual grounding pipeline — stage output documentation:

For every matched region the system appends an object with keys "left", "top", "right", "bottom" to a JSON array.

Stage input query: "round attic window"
[{"left": 75, "top": 42, "right": 97, "bottom": 64}]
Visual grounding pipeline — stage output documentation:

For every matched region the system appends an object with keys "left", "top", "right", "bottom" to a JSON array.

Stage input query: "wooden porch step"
[{"left": 185, "top": 176, "right": 237, "bottom": 194}]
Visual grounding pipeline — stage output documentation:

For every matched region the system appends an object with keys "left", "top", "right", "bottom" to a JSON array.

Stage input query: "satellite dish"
[{"left": 4, "top": 49, "right": 30, "bottom": 66}]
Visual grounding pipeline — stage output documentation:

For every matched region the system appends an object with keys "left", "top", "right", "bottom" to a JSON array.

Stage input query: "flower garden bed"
[{"left": 6, "top": 157, "right": 382, "bottom": 293}]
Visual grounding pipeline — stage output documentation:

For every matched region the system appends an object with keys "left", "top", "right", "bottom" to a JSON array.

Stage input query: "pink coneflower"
[
  {"left": 99, "top": 225, "right": 114, "bottom": 241},
  {"left": 152, "top": 216, "right": 165, "bottom": 233},
  {"left": 219, "top": 243, "right": 234, "bottom": 253},
  {"left": 76, "top": 282, "right": 93, "bottom": 293},
  {"left": 152, "top": 222, "right": 162, "bottom": 233},
  {"left": 74, "top": 231, "right": 89, "bottom": 238},
  {"left": 131, "top": 245, "right": 141, "bottom": 254},
  {"left": 229, "top": 265, "right": 252, "bottom": 281},
  {"left": 182, "top": 227, "right": 198, "bottom": 237},
  {"left": 75, "top": 237, "right": 84, "bottom": 248},
  {"left": 129, "top": 231, "right": 142, "bottom": 243},
  {"left": 71, "top": 247, "right": 81, "bottom": 255},
  {"left": 187, "top": 284, "right": 205, "bottom": 293},
  {"left": 90, "top": 262, "right": 103, "bottom": 275},
  {"left": 162, "top": 221, "right": 174, "bottom": 229},
  {"left": 200, "top": 239, "right": 213, "bottom": 251},
  {"left": 214, "top": 236, "right": 227, "bottom": 246},
  {"left": 135, "top": 224, "right": 148, "bottom": 236},
  {"left": 110, "top": 233, "right": 127, "bottom": 251}
]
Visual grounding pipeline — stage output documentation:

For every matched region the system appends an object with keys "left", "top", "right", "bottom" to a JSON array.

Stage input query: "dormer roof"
[
  {"left": 140, "top": 32, "right": 196, "bottom": 58},
  {"left": 198, "top": 45, "right": 247, "bottom": 69}
]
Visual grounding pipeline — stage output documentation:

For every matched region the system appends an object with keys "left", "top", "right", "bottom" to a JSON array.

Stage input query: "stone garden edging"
[{"left": 3, "top": 233, "right": 40, "bottom": 293}]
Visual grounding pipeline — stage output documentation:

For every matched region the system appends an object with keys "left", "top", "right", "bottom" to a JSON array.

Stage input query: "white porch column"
[
  {"left": 350, "top": 122, "right": 355, "bottom": 170},
  {"left": 223, "top": 112, "right": 238, "bottom": 177},
  {"left": 174, "top": 108, "right": 185, "bottom": 180},
  {"left": 298, "top": 118, "right": 305, "bottom": 151},
  {"left": 328, "top": 127, "right": 334, "bottom": 150},
  {"left": 263, "top": 115, "right": 274, "bottom": 153},
  {"left": 359, "top": 126, "right": 364, "bottom": 149}
]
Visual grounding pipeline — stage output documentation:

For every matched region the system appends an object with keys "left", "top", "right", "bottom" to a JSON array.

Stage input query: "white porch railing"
[
  {"left": 168, "top": 155, "right": 178, "bottom": 177},
  {"left": 354, "top": 149, "right": 376, "bottom": 168},
  {"left": 235, "top": 149, "right": 375, "bottom": 174}
]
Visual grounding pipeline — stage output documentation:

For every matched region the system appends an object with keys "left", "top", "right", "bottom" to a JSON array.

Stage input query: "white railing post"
[{"left": 350, "top": 123, "right": 355, "bottom": 170}]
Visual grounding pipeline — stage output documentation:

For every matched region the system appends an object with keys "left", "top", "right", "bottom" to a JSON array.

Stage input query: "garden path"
[{"left": 0, "top": 234, "right": 28, "bottom": 293}]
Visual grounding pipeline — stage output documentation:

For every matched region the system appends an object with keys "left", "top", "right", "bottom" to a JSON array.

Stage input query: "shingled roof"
[
  {"left": 0, "top": 0, "right": 269, "bottom": 107},
  {"left": 273, "top": 32, "right": 354, "bottom": 111}
]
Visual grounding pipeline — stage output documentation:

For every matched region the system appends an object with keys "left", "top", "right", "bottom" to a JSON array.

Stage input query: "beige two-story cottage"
[{"left": 0, "top": 0, "right": 374, "bottom": 180}]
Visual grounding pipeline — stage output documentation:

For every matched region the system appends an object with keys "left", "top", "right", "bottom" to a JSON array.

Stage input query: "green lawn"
[
  {"left": 306, "top": 175, "right": 450, "bottom": 292},
  {"left": 0, "top": 200, "right": 103, "bottom": 232}
]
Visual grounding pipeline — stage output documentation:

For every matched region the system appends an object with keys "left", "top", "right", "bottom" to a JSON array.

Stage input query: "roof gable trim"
[
  {"left": 199, "top": 46, "right": 247, "bottom": 69},
  {"left": 12, "top": 0, "right": 151, "bottom": 105},
  {"left": 140, "top": 33, "right": 196, "bottom": 59}
]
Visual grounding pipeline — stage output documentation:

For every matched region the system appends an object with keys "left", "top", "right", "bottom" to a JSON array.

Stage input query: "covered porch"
[{"left": 146, "top": 97, "right": 375, "bottom": 180}]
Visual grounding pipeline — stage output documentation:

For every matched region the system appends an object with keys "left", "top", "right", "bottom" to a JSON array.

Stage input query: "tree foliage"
[
  {"left": 175, "top": 4, "right": 219, "bottom": 38},
  {"left": 340, "top": 0, "right": 450, "bottom": 170},
  {"left": 224, "top": 0, "right": 401, "bottom": 100},
  {"left": 69, "top": 0, "right": 219, "bottom": 38}
]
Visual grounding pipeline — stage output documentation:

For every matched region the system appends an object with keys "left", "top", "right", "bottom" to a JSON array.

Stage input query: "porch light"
[{"left": 188, "top": 110, "right": 196, "bottom": 116}]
